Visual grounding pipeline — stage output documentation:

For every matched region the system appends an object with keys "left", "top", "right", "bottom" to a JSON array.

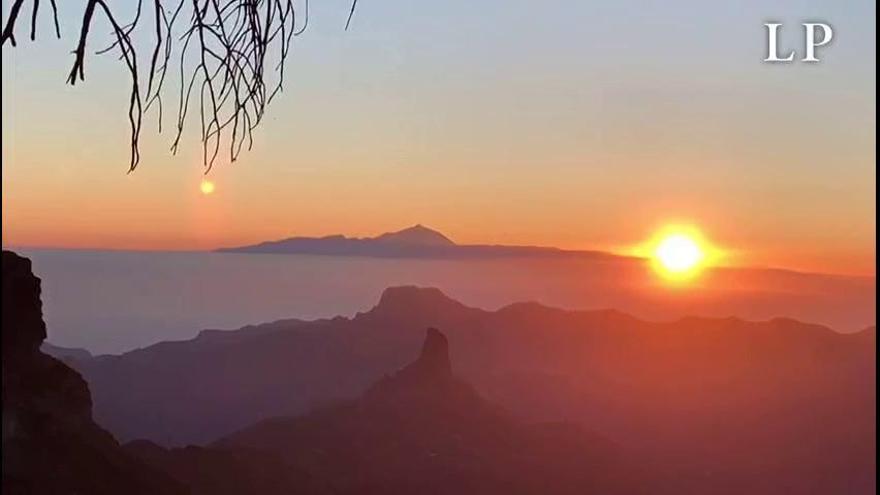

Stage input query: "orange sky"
[{"left": 1, "top": 1, "right": 876, "bottom": 276}]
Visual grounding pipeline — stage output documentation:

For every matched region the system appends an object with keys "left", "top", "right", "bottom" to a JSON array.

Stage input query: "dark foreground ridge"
[{"left": 1, "top": 251, "right": 185, "bottom": 494}]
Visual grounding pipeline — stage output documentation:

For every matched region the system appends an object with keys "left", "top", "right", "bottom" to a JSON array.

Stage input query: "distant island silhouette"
[{"left": 217, "top": 224, "right": 625, "bottom": 260}]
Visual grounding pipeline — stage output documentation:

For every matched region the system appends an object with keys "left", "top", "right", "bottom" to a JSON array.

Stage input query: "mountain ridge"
[
  {"left": 50, "top": 284, "right": 876, "bottom": 493},
  {"left": 44, "top": 285, "right": 859, "bottom": 363}
]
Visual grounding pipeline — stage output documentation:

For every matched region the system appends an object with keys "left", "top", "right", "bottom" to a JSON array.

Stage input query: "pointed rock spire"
[
  {"left": 363, "top": 328, "right": 457, "bottom": 404},
  {"left": 413, "top": 327, "right": 452, "bottom": 377}
]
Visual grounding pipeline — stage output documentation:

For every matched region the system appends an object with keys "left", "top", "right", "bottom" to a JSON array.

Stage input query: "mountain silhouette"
[
  {"left": 201, "top": 328, "right": 641, "bottom": 495},
  {"left": 217, "top": 224, "right": 620, "bottom": 259},
  {"left": 1, "top": 251, "right": 185, "bottom": 495},
  {"left": 374, "top": 224, "right": 456, "bottom": 245},
  {"left": 67, "top": 286, "right": 876, "bottom": 494}
]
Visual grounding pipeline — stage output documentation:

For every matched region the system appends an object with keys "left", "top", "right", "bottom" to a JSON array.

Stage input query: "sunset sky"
[{"left": 2, "top": 0, "right": 876, "bottom": 275}]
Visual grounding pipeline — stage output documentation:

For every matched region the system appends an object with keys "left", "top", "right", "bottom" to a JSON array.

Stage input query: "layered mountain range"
[
  {"left": 4, "top": 249, "right": 874, "bottom": 494},
  {"left": 51, "top": 285, "right": 876, "bottom": 494}
]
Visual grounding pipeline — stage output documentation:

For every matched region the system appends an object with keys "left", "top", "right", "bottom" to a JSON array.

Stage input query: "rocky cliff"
[{"left": 1, "top": 250, "right": 184, "bottom": 495}]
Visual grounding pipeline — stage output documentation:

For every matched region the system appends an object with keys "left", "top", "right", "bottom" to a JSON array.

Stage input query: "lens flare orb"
[{"left": 200, "top": 179, "right": 216, "bottom": 195}]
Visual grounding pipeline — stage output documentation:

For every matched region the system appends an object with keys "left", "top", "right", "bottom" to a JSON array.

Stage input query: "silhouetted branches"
[{"left": 1, "top": 0, "right": 357, "bottom": 173}]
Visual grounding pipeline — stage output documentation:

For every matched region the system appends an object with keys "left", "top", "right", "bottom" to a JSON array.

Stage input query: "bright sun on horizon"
[
  {"left": 655, "top": 233, "right": 703, "bottom": 275},
  {"left": 630, "top": 225, "right": 719, "bottom": 283}
]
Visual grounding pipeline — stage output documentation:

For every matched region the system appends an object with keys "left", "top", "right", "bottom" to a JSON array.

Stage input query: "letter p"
[{"left": 803, "top": 23, "right": 833, "bottom": 62}]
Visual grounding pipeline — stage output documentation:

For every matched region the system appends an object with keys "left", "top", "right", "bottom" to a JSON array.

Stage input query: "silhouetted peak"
[
  {"left": 414, "top": 327, "right": 452, "bottom": 377},
  {"left": 361, "top": 327, "right": 485, "bottom": 413},
  {"left": 370, "top": 286, "right": 469, "bottom": 318},
  {"left": 376, "top": 327, "right": 453, "bottom": 385},
  {"left": 375, "top": 224, "right": 455, "bottom": 246}
]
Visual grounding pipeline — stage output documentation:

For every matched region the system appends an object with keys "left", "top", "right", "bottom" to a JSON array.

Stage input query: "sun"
[
  {"left": 654, "top": 234, "right": 703, "bottom": 275},
  {"left": 627, "top": 224, "right": 719, "bottom": 282},
  {"left": 200, "top": 179, "right": 216, "bottom": 195}
]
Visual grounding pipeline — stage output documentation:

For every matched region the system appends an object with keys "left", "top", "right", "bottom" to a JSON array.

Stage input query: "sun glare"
[
  {"left": 629, "top": 225, "right": 720, "bottom": 283},
  {"left": 200, "top": 179, "right": 216, "bottom": 195},
  {"left": 655, "top": 234, "right": 703, "bottom": 274}
]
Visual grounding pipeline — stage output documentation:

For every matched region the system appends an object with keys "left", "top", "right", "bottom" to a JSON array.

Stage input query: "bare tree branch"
[
  {"left": 1, "top": 0, "right": 348, "bottom": 173},
  {"left": 345, "top": 0, "right": 356, "bottom": 30}
]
